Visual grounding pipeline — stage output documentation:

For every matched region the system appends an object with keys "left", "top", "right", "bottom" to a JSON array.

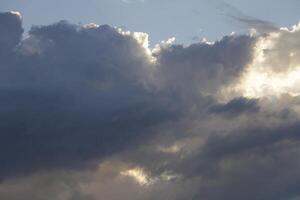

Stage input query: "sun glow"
[
  {"left": 120, "top": 167, "right": 181, "bottom": 186},
  {"left": 120, "top": 168, "right": 153, "bottom": 186},
  {"left": 237, "top": 32, "right": 300, "bottom": 98},
  {"left": 9, "top": 11, "right": 22, "bottom": 19},
  {"left": 241, "top": 67, "right": 300, "bottom": 98}
]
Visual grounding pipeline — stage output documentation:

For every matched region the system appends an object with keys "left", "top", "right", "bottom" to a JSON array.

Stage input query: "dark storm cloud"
[
  {"left": 210, "top": 97, "right": 259, "bottom": 116},
  {"left": 203, "top": 121, "right": 300, "bottom": 159},
  {"left": 186, "top": 121, "right": 300, "bottom": 200},
  {"left": 0, "top": 10, "right": 258, "bottom": 181},
  {"left": 0, "top": 12, "right": 23, "bottom": 55},
  {"left": 125, "top": 115, "right": 300, "bottom": 200},
  {"left": 154, "top": 35, "right": 255, "bottom": 96},
  {"left": 2, "top": 10, "right": 300, "bottom": 200},
  {"left": 0, "top": 13, "right": 178, "bottom": 180}
]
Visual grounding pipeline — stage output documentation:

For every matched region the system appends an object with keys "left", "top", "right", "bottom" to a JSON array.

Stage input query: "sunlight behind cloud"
[
  {"left": 234, "top": 25, "right": 300, "bottom": 99},
  {"left": 9, "top": 11, "right": 22, "bottom": 19},
  {"left": 120, "top": 167, "right": 181, "bottom": 187},
  {"left": 241, "top": 67, "right": 300, "bottom": 98},
  {"left": 120, "top": 167, "right": 153, "bottom": 186}
]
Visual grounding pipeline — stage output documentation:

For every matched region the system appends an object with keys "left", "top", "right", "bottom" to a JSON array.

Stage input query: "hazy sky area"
[{"left": 1, "top": 0, "right": 300, "bottom": 44}]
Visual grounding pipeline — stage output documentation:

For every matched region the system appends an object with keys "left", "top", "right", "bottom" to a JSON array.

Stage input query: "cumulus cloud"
[
  {"left": 0, "top": 12, "right": 23, "bottom": 55},
  {"left": 1, "top": 11, "right": 300, "bottom": 200},
  {"left": 152, "top": 35, "right": 255, "bottom": 98},
  {"left": 0, "top": 12, "right": 176, "bottom": 180}
]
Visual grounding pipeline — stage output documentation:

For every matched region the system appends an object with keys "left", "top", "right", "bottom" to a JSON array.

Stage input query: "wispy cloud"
[{"left": 218, "top": 0, "right": 278, "bottom": 33}]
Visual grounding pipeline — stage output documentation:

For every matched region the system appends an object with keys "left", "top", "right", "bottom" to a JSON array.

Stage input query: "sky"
[
  {"left": 1, "top": 1, "right": 300, "bottom": 200},
  {"left": 1, "top": 0, "right": 300, "bottom": 44}
]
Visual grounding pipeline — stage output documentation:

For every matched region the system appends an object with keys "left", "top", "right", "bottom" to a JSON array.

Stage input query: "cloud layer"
[{"left": 1, "top": 11, "right": 300, "bottom": 200}]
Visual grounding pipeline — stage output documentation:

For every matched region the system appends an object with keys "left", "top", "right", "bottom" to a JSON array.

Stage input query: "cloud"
[
  {"left": 0, "top": 12, "right": 23, "bottom": 55},
  {"left": 1, "top": 10, "right": 300, "bottom": 200},
  {"left": 152, "top": 35, "right": 255, "bottom": 98},
  {"left": 210, "top": 97, "right": 259, "bottom": 116},
  {"left": 234, "top": 23, "right": 300, "bottom": 98},
  {"left": 0, "top": 14, "right": 177, "bottom": 180},
  {"left": 218, "top": 1, "right": 278, "bottom": 34}
]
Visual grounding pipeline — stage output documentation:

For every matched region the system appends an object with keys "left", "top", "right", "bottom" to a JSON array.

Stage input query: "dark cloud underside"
[{"left": 1, "top": 11, "right": 300, "bottom": 200}]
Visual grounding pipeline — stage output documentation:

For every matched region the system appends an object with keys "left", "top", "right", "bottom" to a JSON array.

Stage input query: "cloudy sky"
[
  {"left": 1, "top": 1, "right": 300, "bottom": 200},
  {"left": 1, "top": 0, "right": 300, "bottom": 44}
]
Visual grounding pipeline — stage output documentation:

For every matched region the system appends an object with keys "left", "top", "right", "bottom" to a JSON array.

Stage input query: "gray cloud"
[
  {"left": 0, "top": 13, "right": 177, "bottom": 180},
  {"left": 0, "top": 12, "right": 23, "bottom": 55},
  {"left": 152, "top": 35, "right": 255, "bottom": 97},
  {"left": 1, "top": 11, "right": 300, "bottom": 200},
  {"left": 218, "top": 1, "right": 278, "bottom": 34},
  {"left": 210, "top": 97, "right": 259, "bottom": 116}
]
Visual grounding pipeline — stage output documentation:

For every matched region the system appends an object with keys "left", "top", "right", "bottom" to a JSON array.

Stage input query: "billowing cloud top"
[{"left": 1, "top": 11, "right": 300, "bottom": 200}]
